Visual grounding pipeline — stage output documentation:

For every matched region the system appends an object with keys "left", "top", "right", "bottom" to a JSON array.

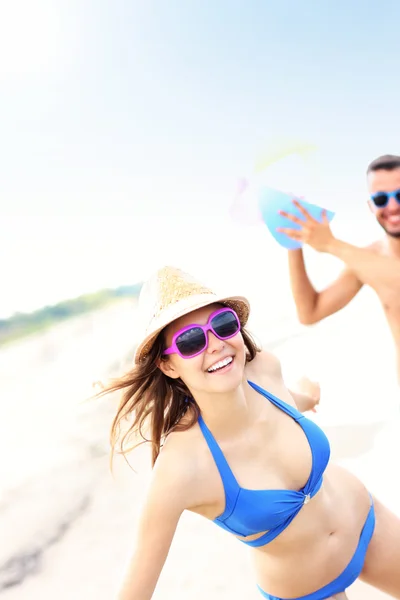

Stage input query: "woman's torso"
[{"left": 164, "top": 357, "right": 371, "bottom": 598}]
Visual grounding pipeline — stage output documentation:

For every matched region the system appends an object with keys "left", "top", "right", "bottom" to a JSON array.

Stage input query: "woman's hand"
[
  {"left": 296, "top": 376, "right": 320, "bottom": 412},
  {"left": 289, "top": 376, "right": 321, "bottom": 413}
]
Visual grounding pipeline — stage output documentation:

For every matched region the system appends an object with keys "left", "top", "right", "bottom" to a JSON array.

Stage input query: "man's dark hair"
[{"left": 367, "top": 154, "right": 400, "bottom": 174}]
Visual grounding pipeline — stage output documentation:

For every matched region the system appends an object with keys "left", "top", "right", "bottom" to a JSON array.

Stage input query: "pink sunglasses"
[{"left": 163, "top": 307, "right": 241, "bottom": 359}]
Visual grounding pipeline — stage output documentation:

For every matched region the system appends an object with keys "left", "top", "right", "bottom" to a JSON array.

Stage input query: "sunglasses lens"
[
  {"left": 176, "top": 327, "right": 206, "bottom": 357},
  {"left": 372, "top": 193, "right": 388, "bottom": 207},
  {"left": 395, "top": 192, "right": 400, "bottom": 203},
  {"left": 212, "top": 310, "right": 240, "bottom": 338}
]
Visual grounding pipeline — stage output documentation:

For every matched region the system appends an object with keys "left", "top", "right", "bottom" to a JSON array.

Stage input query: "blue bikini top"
[{"left": 197, "top": 380, "right": 330, "bottom": 547}]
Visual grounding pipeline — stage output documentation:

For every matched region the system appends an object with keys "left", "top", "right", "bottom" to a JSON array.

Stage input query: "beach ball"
[
  {"left": 229, "top": 177, "right": 262, "bottom": 226},
  {"left": 258, "top": 188, "right": 335, "bottom": 250},
  {"left": 230, "top": 138, "right": 335, "bottom": 249}
]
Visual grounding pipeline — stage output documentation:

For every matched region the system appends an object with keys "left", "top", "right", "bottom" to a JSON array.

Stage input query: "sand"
[{"left": 1, "top": 294, "right": 399, "bottom": 600}]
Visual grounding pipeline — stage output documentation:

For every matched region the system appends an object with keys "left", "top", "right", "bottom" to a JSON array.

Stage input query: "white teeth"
[
  {"left": 207, "top": 356, "right": 233, "bottom": 373},
  {"left": 388, "top": 215, "right": 400, "bottom": 223}
]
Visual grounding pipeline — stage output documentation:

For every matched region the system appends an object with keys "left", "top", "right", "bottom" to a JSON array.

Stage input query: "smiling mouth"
[
  {"left": 386, "top": 214, "right": 400, "bottom": 226},
  {"left": 207, "top": 356, "right": 234, "bottom": 373}
]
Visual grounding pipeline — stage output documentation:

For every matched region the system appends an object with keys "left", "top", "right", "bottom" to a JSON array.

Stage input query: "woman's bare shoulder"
[
  {"left": 246, "top": 349, "right": 283, "bottom": 381},
  {"left": 152, "top": 417, "right": 208, "bottom": 507}
]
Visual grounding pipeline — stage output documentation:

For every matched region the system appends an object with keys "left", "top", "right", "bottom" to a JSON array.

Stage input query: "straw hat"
[{"left": 134, "top": 266, "right": 250, "bottom": 364}]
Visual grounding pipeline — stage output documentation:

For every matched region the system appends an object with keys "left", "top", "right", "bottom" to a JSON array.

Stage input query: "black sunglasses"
[{"left": 370, "top": 189, "right": 400, "bottom": 208}]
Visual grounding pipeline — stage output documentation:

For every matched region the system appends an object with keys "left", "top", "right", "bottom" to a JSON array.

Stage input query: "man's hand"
[{"left": 278, "top": 200, "right": 335, "bottom": 253}]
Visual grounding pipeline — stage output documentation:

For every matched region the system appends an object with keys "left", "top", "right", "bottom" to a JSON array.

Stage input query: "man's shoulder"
[{"left": 364, "top": 238, "right": 385, "bottom": 253}]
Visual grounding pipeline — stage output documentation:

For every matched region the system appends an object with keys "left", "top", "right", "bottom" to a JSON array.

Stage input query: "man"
[{"left": 278, "top": 154, "right": 400, "bottom": 382}]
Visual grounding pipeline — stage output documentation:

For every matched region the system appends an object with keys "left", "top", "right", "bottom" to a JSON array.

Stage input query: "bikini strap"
[
  {"left": 247, "top": 380, "right": 302, "bottom": 421},
  {"left": 197, "top": 414, "right": 239, "bottom": 518}
]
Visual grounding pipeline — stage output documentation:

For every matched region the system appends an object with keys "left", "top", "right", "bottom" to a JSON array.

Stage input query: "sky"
[{"left": 1, "top": 0, "right": 399, "bottom": 317}]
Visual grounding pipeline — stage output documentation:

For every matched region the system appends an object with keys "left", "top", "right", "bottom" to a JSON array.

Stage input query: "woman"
[{"left": 103, "top": 266, "right": 400, "bottom": 600}]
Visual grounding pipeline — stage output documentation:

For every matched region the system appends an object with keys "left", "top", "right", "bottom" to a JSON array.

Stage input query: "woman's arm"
[{"left": 117, "top": 452, "right": 194, "bottom": 600}]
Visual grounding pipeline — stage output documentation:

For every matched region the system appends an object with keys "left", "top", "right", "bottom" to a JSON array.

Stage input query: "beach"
[
  {"left": 3, "top": 0, "right": 400, "bottom": 596},
  {"left": 1, "top": 278, "right": 399, "bottom": 600}
]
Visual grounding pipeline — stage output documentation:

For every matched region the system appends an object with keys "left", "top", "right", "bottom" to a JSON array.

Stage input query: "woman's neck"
[{"left": 192, "top": 380, "right": 258, "bottom": 439}]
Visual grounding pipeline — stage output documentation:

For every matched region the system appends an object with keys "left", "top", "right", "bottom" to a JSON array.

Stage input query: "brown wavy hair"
[{"left": 100, "top": 325, "right": 260, "bottom": 467}]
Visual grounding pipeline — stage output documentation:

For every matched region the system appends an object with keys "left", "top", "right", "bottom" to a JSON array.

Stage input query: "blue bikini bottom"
[{"left": 258, "top": 497, "right": 375, "bottom": 600}]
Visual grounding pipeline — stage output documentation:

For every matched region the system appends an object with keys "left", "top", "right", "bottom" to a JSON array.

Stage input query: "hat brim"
[{"left": 134, "top": 293, "right": 250, "bottom": 364}]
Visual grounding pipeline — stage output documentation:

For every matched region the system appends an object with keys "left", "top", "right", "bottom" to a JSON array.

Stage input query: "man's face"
[{"left": 367, "top": 167, "right": 400, "bottom": 238}]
